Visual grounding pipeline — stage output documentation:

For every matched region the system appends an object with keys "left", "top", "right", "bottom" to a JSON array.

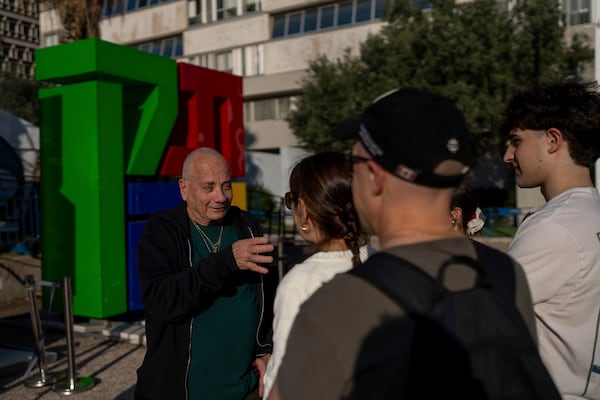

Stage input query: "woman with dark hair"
[
  {"left": 263, "top": 151, "right": 372, "bottom": 398},
  {"left": 450, "top": 182, "right": 485, "bottom": 235}
]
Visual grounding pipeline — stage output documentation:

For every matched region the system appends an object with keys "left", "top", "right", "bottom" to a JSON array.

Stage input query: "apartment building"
[
  {"left": 0, "top": 0, "right": 38, "bottom": 79},
  {"left": 38, "top": 0, "right": 597, "bottom": 197}
]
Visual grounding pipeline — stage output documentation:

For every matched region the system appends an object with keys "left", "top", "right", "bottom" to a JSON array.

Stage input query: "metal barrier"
[
  {"left": 22, "top": 274, "right": 95, "bottom": 393},
  {"left": 481, "top": 207, "right": 523, "bottom": 236},
  {"left": 23, "top": 274, "right": 65, "bottom": 388},
  {"left": 0, "top": 262, "right": 95, "bottom": 394},
  {"left": 0, "top": 183, "right": 40, "bottom": 253}
]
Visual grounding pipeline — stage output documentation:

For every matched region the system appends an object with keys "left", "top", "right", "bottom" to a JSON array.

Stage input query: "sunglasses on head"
[{"left": 284, "top": 192, "right": 297, "bottom": 210}]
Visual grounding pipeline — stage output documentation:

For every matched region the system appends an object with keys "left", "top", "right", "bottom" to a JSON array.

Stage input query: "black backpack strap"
[
  {"left": 349, "top": 252, "right": 440, "bottom": 314},
  {"left": 471, "top": 240, "right": 516, "bottom": 301},
  {"left": 350, "top": 241, "right": 517, "bottom": 312}
]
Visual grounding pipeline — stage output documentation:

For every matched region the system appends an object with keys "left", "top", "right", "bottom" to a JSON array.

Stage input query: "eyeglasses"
[
  {"left": 346, "top": 153, "right": 372, "bottom": 173},
  {"left": 284, "top": 192, "right": 297, "bottom": 210},
  {"left": 347, "top": 153, "right": 372, "bottom": 164}
]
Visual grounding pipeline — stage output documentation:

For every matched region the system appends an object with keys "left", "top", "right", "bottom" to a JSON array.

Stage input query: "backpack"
[{"left": 348, "top": 241, "right": 561, "bottom": 400}]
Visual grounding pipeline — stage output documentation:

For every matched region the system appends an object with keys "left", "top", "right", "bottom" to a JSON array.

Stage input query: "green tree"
[
  {"left": 0, "top": 73, "right": 47, "bottom": 125},
  {"left": 288, "top": 0, "right": 593, "bottom": 160}
]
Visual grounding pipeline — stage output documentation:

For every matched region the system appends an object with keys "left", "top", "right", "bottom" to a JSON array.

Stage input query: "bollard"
[
  {"left": 53, "top": 276, "right": 95, "bottom": 394},
  {"left": 23, "top": 275, "right": 64, "bottom": 387}
]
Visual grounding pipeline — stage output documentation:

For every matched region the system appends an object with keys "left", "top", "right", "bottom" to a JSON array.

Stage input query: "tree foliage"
[
  {"left": 0, "top": 73, "right": 48, "bottom": 125},
  {"left": 287, "top": 0, "right": 593, "bottom": 160}
]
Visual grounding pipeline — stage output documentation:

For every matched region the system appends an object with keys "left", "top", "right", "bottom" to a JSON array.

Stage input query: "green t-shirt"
[{"left": 187, "top": 221, "right": 259, "bottom": 400}]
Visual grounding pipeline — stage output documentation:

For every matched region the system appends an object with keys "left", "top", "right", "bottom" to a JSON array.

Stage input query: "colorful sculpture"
[{"left": 36, "top": 38, "right": 244, "bottom": 318}]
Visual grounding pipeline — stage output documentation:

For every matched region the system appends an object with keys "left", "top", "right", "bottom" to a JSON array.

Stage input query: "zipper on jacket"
[
  {"left": 256, "top": 273, "right": 268, "bottom": 349},
  {"left": 248, "top": 227, "right": 269, "bottom": 350},
  {"left": 184, "top": 239, "right": 193, "bottom": 400}
]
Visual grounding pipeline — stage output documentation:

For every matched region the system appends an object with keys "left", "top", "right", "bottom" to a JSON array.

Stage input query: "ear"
[
  {"left": 179, "top": 178, "right": 187, "bottom": 201},
  {"left": 450, "top": 207, "right": 462, "bottom": 222},
  {"left": 296, "top": 197, "right": 310, "bottom": 225},
  {"left": 368, "top": 161, "right": 385, "bottom": 195},
  {"left": 546, "top": 128, "right": 564, "bottom": 154}
]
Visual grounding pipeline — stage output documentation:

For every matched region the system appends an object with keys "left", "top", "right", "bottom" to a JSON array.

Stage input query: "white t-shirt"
[
  {"left": 508, "top": 187, "right": 600, "bottom": 400},
  {"left": 263, "top": 246, "right": 373, "bottom": 399}
]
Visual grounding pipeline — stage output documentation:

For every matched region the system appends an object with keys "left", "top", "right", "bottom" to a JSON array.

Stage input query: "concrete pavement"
[{"left": 0, "top": 314, "right": 144, "bottom": 400}]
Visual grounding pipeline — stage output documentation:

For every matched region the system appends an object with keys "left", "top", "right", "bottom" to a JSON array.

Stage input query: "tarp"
[{"left": 0, "top": 109, "right": 39, "bottom": 182}]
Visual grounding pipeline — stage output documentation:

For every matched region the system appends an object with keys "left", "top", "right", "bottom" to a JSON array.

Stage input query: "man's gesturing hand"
[{"left": 232, "top": 237, "right": 274, "bottom": 274}]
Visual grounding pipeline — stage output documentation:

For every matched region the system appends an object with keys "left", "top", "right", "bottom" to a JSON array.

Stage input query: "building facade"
[
  {"left": 0, "top": 0, "right": 38, "bottom": 79},
  {"left": 38, "top": 0, "right": 596, "bottom": 198}
]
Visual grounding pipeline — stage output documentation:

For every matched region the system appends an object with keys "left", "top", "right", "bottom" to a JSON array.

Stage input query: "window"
[
  {"left": 16, "top": 21, "right": 24, "bottom": 37},
  {"left": 287, "top": 12, "right": 302, "bottom": 35},
  {"left": 271, "top": 0, "right": 387, "bottom": 39},
  {"left": 174, "top": 38, "right": 183, "bottom": 57},
  {"left": 564, "top": 0, "right": 590, "bottom": 25},
  {"left": 273, "top": 15, "right": 285, "bottom": 37},
  {"left": 319, "top": 5, "right": 335, "bottom": 29},
  {"left": 162, "top": 38, "right": 175, "bottom": 57},
  {"left": 304, "top": 8, "right": 318, "bottom": 32},
  {"left": 7, "top": 18, "right": 15, "bottom": 35},
  {"left": 30, "top": 25, "right": 39, "bottom": 42},
  {"left": 188, "top": 0, "right": 201, "bottom": 24},
  {"left": 254, "top": 99, "right": 276, "bottom": 121},
  {"left": 188, "top": 45, "right": 262, "bottom": 77},
  {"left": 126, "top": 0, "right": 137, "bottom": 11},
  {"left": 43, "top": 33, "right": 60, "bottom": 47},
  {"left": 188, "top": 53, "right": 212, "bottom": 68},
  {"left": 356, "top": 0, "right": 371, "bottom": 22},
  {"left": 23, "top": 48, "right": 32, "bottom": 62},
  {"left": 136, "top": 36, "right": 183, "bottom": 58},
  {"left": 188, "top": 0, "right": 258, "bottom": 23},
  {"left": 109, "top": 0, "right": 177, "bottom": 14},
  {"left": 374, "top": 0, "right": 385, "bottom": 18},
  {"left": 225, "top": 0, "right": 236, "bottom": 18},
  {"left": 278, "top": 97, "right": 291, "bottom": 119},
  {"left": 216, "top": 51, "right": 232, "bottom": 73},
  {"left": 206, "top": 0, "right": 214, "bottom": 23},
  {"left": 338, "top": 1, "right": 353, "bottom": 26},
  {"left": 217, "top": 0, "right": 236, "bottom": 20},
  {"left": 244, "top": 102, "right": 252, "bottom": 122},
  {"left": 243, "top": 45, "right": 263, "bottom": 77},
  {"left": 139, "top": 43, "right": 152, "bottom": 52},
  {"left": 248, "top": 96, "right": 294, "bottom": 121},
  {"left": 245, "top": 0, "right": 259, "bottom": 13}
]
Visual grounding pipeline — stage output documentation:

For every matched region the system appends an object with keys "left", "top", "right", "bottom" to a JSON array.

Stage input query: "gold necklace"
[{"left": 192, "top": 221, "right": 224, "bottom": 253}]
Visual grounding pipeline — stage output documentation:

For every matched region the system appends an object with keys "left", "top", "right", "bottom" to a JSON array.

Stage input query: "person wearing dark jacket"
[{"left": 135, "top": 147, "right": 276, "bottom": 400}]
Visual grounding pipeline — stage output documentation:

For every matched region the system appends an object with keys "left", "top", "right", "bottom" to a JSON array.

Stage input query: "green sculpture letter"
[{"left": 36, "top": 39, "right": 178, "bottom": 317}]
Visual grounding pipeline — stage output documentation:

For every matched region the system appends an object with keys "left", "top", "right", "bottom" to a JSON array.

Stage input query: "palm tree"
[{"left": 43, "top": 0, "right": 123, "bottom": 42}]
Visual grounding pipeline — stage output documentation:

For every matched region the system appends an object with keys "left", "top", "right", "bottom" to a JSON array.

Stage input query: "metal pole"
[
  {"left": 53, "top": 276, "right": 95, "bottom": 394},
  {"left": 277, "top": 197, "right": 285, "bottom": 282},
  {"left": 23, "top": 275, "right": 63, "bottom": 387}
]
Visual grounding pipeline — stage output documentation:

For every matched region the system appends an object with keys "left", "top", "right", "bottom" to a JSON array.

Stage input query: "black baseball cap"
[{"left": 334, "top": 88, "right": 471, "bottom": 187}]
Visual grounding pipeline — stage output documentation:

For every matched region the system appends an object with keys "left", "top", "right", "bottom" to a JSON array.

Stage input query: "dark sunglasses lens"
[{"left": 285, "top": 192, "right": 292, "bottom": 210}]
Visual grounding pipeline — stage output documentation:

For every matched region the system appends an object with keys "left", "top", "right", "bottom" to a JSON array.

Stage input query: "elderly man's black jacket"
[{"left": 134, "top": 202, "right": 276, "bottom": 400}]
